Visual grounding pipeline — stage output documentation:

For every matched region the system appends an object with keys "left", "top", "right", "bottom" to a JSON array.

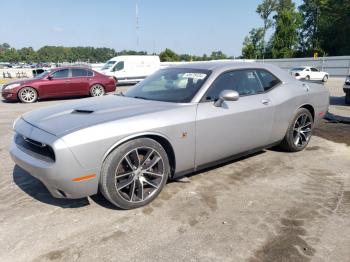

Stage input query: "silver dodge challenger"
[{"left": 10, "top": 62, "right": 329, "bottom": 209}]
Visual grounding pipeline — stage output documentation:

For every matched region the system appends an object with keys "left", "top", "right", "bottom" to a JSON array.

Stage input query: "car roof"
[
  {"left": 51, "top": 66, "right": 93, "bottom": 72},
  {"left": 167, "top": 60, "right": 281, "bottom": 71},
  {"left": 166, "top": 60, "right": 295, "bottom": 83}
]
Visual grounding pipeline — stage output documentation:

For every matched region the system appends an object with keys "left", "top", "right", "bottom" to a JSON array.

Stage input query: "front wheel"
[
  {"left": 305, "top": 75, "right": 310, "bottom": 80},
  {"left": 99, "top": 138, "right": 170, "bottom": 209},
  {"left": 18, "top": 87, "right": 38, "bottom": 103},
  {"left": 90, "top": 84, "right": 105, "bottom": 97},
  {"left": 322, "top": 75, "right": 328, "bottom": 82},
  {"left": 280, "top": 108, "right": 314, "bottom": 152}
]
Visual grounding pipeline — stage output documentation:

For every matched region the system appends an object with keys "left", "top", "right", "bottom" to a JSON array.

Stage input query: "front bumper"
[
  {"left": 1, "top": 90, "right": 18, "bottom": 101},
  {"left": 10, "top": 118, "right": 100, "bottom": 199},
  {"left": 344, "top": 83, "right": 350, "bottom": 93}
]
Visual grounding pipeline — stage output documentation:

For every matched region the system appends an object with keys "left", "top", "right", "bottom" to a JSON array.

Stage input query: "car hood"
[
  {"left": 21, "top": 95, "right": 181, "bottom": 137},
  {"left": 4, "top": 78, "right": 37, "bottom": 87}
]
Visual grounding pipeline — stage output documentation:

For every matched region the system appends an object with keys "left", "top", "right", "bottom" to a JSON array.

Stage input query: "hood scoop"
[{"left": 72, "top": 109, "right": 94, "bottom": 114}]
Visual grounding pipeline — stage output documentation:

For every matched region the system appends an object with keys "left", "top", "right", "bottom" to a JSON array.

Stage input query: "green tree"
[
  {"left": 256, "top": 0, "right": 277, "bottom": 58},
  {"left": 271, "top": 0, "right": 302, "bottom": 58},
  {"left": 242, "top": 28, "right": 265, "bottom": 59},
  {"left": 159, "top": 48, "right": 180, "bottom": 62},
  {"left": 1, "top": 48, "right": 19, "bottom": 62},
  {"left": 210, "top": 51, "right": 227, "bottom": 60},
  {"left": 317, "top": 0, "right": 350, "bottom": 56},
  {"left": 298, "top": 0, "right": 323, "bottom": 56},
  {"left": 18, "top": 47, "right": 36, "bottom": 62}
]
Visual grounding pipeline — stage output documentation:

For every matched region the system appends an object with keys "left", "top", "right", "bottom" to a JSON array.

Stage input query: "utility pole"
[{"left": 136, "top": 2, "right": 139, "bottom": 51}]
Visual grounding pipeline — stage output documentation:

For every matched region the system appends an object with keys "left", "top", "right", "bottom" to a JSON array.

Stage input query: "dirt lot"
[{"left": 0, "top": 84, "right": 349, "bottom": 262}]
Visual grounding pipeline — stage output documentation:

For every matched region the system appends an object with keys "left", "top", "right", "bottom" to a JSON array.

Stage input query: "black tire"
[
  {"left": 305, "top": 75, "right": 310, "bottom": 80},
  {"left": 90, "top": 84, "right": 105, "bottom": 97},
  {"left": 100, "top": 138, "right": 170, "bottom": 209},
  {"left": 280, "top": 108, "right": 314, "bottom": 152},
  {"left": 322, "top": 75, "right": 328, "bottom": 82},
  {"left": 18, "top": 87, "right": 38, "bottom": 103},
  {"left": 345, "top": 93, "right": 350, "bottom": 105}
]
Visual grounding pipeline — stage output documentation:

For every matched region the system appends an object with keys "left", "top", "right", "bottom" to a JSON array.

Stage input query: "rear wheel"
[
  {"left": 322, "top": 75, "right": 328, "bottom": 82},
  {"left": 280, "top": 108, "right": 314, "bottom": 152},
  {"left": 90, "top": 84, "right": 105, "bottom": 97},
  {"left": 18, "top": 87, "right": 38, "bottom": 103},
  {"left": 100, "top": 138, "right": 170, "bottom": 209}
]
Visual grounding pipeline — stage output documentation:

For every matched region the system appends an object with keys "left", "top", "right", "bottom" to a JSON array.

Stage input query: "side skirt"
[{"left": 172, "top": 141, "right": 281, "bottom": 179}]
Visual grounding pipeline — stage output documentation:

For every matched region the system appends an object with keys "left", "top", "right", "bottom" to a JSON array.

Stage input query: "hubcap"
[
  {"left": 20, "top": 88, "right": 36, "bottom": 102},
  {"left": 115, "top": 147, "right": 164, "bottom": 203},
  {"left": 92, "top": 85, "right": 104, "bottom": 96},
  {"left": 293, "top": 114, "right": 312, "bottom": 147}
]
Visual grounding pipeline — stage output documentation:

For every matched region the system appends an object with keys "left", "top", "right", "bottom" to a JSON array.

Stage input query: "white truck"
[{"left": 98, "top": 55, "right": 160, "bottom": 84}]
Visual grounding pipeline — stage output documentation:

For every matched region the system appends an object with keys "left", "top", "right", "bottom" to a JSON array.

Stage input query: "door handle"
[
  {"left": 262, "top": 98, "right": 271, "bottom": 105},
  {"left": 65, "top": 80, "right": 71, "bottom": 83}
]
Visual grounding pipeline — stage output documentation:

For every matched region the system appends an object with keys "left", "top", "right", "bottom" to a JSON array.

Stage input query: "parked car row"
[{"left": 1, "top": 67, "right": 116, "bottom": 103}]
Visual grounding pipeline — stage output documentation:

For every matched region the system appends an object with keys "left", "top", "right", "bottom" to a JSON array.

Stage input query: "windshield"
[
  {"left": 291, "top": 67, "right": 305, "bottom": 71},
  {"left": 125, "top": 68, "right": 211, "bottom": 103},
  {"left": 102, "top": 61, "right": 116, "bottom": 70},
  {"left": 34, "top": 70, "right": 51, "bottom": 79}
]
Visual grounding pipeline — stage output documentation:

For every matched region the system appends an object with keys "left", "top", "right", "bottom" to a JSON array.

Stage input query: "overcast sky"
[{"left": 1, "top": 0, "right": 302, "bottom": 56}]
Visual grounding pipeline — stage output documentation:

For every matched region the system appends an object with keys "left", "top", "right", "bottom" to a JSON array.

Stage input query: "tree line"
[
  {"left": 0, "top": 43, "right": 148, "bottom": 63},
  {"left": 0, "top": 43, "right": 230, "bottom": 64},
  {"left": 242, "top": 0, "right": 350, "bottom": 59}
]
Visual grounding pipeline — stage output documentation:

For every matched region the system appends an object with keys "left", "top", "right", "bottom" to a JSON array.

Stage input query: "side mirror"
[
  {"left": 47, "top": 75, "right": 53, "bottom": 80},
  {"left": 214, "top": 90, "right": 239, "bottom": 107}
]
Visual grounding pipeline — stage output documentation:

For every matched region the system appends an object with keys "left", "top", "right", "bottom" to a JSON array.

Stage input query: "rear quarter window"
[{"left": 256, "top": 69, "right": 281, "bottom": 92}]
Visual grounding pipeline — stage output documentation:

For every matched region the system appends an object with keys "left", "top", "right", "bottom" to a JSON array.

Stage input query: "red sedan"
[{"left": 1, "top": 67, "right": 117, "bottom": 103}]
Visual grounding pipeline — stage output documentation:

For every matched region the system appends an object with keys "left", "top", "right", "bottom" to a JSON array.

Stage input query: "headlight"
[{"left": 4, "top": 83, "right": 20, "bottom": 90}]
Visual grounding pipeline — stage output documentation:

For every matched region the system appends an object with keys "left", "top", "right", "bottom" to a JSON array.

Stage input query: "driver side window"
[
  {"left": 113, "top": 61, "right": 124, "bottom": 72},
  {"left": 204, "top": 70, "right": 264, "bottom": 101},
  {"left": 51, "top": 69, "right": 69, "bottom": 79}
]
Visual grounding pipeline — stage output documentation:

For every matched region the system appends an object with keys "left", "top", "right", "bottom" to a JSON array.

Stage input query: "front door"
[
  {"left": 195, "top": 69, "right": 275, "bottom": 167},
  {"left": 40, "top": 68, "right": 71, "bottom": 97}
]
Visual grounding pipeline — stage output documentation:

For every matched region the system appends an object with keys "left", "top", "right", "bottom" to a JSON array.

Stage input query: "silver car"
[{"left": 10, "top": 62, "right": 329, "bottom": 209}]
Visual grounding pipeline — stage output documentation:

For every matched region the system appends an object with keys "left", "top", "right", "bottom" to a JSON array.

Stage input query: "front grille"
[{"left": 15, "top": 134, "right": 56, "bottom": 162}]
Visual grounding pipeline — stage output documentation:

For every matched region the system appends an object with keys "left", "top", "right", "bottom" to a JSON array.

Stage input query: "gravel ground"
[{"left": 0, "top": 83, "right": 349, "bottom": 262}]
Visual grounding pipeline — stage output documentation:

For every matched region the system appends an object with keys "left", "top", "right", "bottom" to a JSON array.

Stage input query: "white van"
[{"left": 99, "top": 55, "right": 160, "bottom": 84}]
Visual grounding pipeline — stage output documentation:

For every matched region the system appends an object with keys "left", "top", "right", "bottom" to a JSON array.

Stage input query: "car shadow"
[
  {"left": 13, "top": 150, "right": 268, "bottom": 210},
  {"left": 13, "top": 165, "right": 90, "bottom": 208},
  {"left": 172, "top": 150, "right": 266, "bottom": 182},
  {"left": 89, "top": 193, "right": 124, "bottom": 210}
]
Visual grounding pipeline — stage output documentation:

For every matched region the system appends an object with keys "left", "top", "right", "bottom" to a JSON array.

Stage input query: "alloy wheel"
[
  {"left": 91, "top": 85, "right": 105, "bottom": 96},
  {"left": 115, "top": 147, "right": 165, "bottom": 203},
  {"left": 293, "top": 113, "right": 312, "bottom": 147},
  {"left": 19, "top": 88, "right": 37, "bottom": 103}
]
